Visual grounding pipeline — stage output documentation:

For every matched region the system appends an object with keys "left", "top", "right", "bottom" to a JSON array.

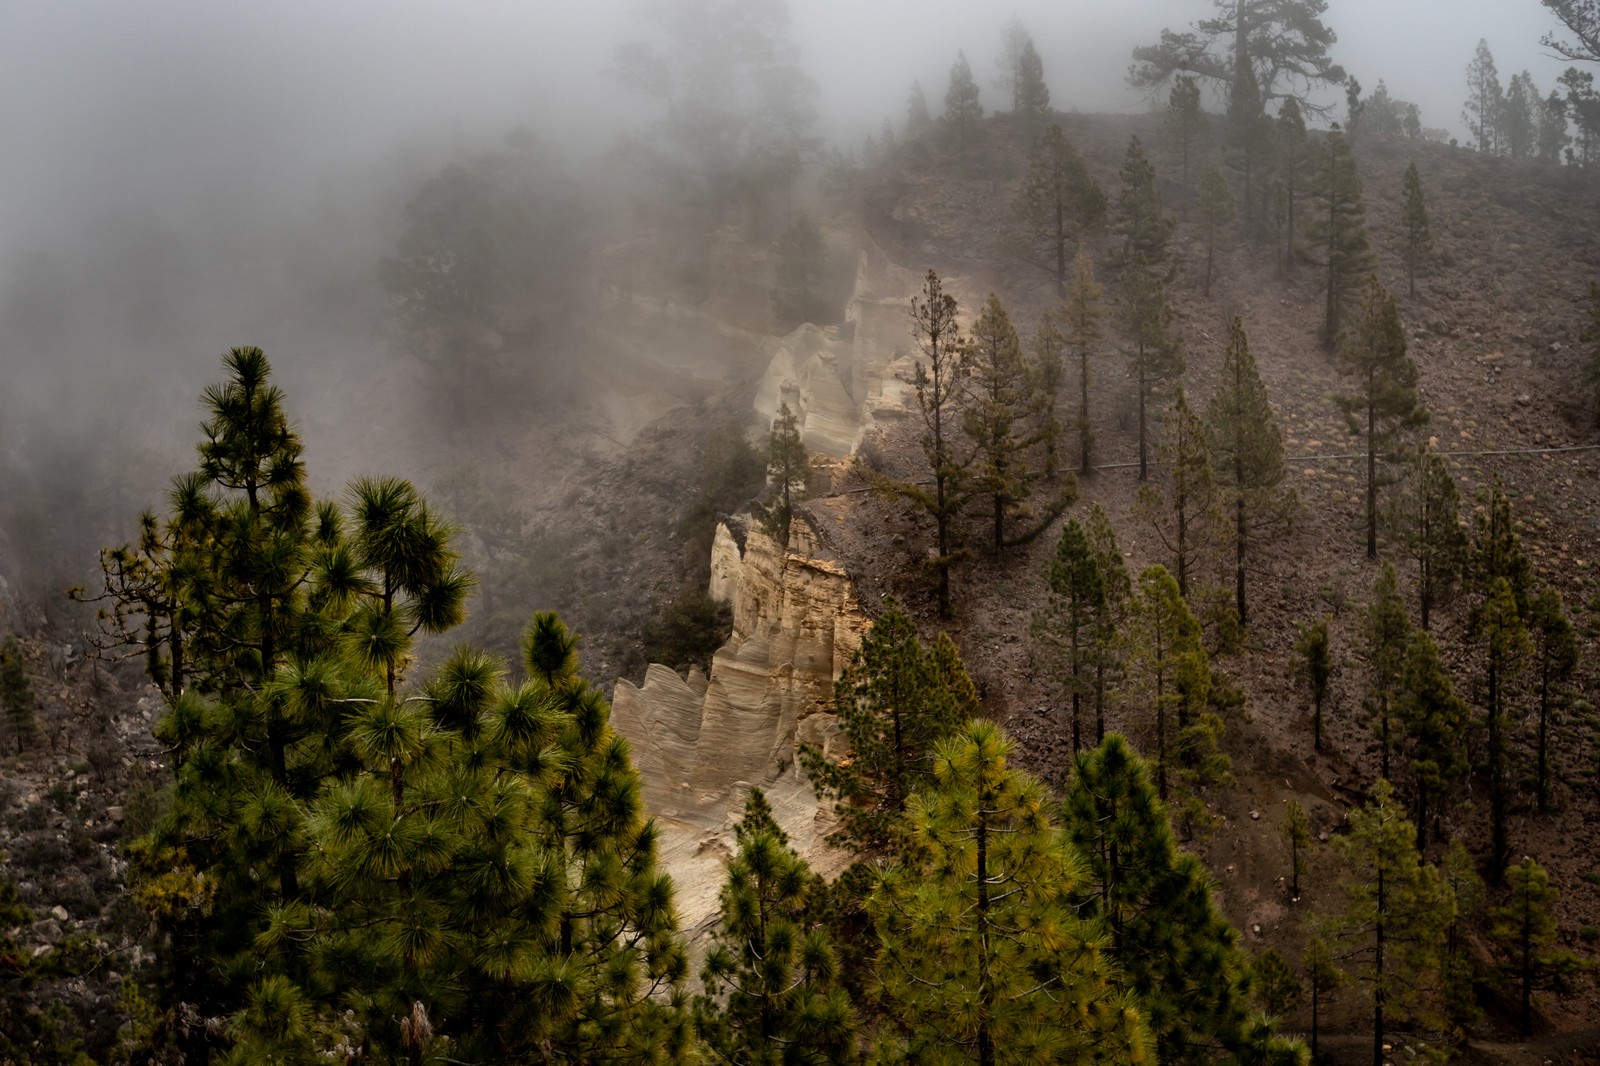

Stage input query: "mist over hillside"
[{"left": 7, "top": 2, "right": 1600, "bottom": 1063}]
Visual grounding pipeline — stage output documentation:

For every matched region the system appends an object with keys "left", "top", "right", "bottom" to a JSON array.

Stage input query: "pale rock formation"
[{"left": 611, "top": 513, "right": 868, "bottom": 933}]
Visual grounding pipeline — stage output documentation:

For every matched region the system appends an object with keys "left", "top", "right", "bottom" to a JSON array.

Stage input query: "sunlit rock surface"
[{"left": 611, "top": 513, "right": 867, "bottom": 933}]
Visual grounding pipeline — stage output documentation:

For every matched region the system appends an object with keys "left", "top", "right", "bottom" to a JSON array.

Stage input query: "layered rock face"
[{"left": 611, "top": 514, "right": 868, "bottom": 930}]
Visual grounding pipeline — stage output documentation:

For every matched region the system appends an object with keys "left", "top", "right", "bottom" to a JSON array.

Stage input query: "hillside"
[{"left": 7, "top": 107, "right": 1600, "bottom": 1062}]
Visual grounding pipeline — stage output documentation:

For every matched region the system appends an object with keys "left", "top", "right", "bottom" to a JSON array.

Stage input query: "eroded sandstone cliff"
[{"left": 611, "top": 513, "right": 868, "bottom": 931}]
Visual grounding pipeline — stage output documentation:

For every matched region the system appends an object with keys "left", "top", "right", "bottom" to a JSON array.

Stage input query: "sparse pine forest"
[{"left": 12, "top": 2, "right": 1600, "bottom": 1064}]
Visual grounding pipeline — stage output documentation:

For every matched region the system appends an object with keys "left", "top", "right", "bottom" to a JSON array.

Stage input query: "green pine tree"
[
  {"left": 800, "top": 602, "right": 976, "bottom": 854},
  {"left": 1309, "top": 128, "right": 1374, "bottom": 347},
  {"left": 1491, "top": 857, "right": 1582, "bottom": 1037},
  {"left": 1226, "top": 58, "right": 1270, "bottom": 236},
  {"left": 1399, "top": 163, "right": 1433, "bottom": 297},
  {"left": 944, "top": 51, "right": 983, "bottom": 149},
  {"left": 1283, "top": 798, "right": 1311, "bottom": 901},
  {"left": 874, "top": 721, "right": 1149, "bottom": 1066},
  {"left": 1205, "top": 318, "right": 1295, "bottom": 625},
  {"left": 1480, "top": 577, "right": 1532, "bottom": 877},
  {"left": 1527, "top": 586, "right": 1577, "bottom": 814},
  {"left": 1032, "top": 519, "right": 1104, "bottom": 753},
  {"left": 1361, "top": 564, "right": 1411, "bottom": 782},
  {"left": 1335, "top": 277, "right": 1427, "bottom": 559},
  {"left": 885, "top": 271, "right": 972, "bottom": 615},
  {"left": 763, "top": 401, "right": 809, "bottom": 544},
  {"left": 1167, "top": 75, "right": 1206, "bottom": 222},
  {"left": 1470, "top": 484, "right": 1534, "bottom": 619},
  {"left": 0, "top": 638, "right": 40, "bottom": 755},
  {"left": 1333, "top": 780, "right": 1451, "bottom": 1066},
  {"left": 1064, "top": 735, "right": 1293, "bottom": 1066},
  {"left": 1015, "top": 125, "right": 1107, "bottom": 299},
  {"left": 696, "top": 788, "right": 857, "bottom": 1064},
  {"left": 1013, "top": 37, "right": 1051, "bottom": 133},
  {"left": 1197, "top": 166, "right": 1237, "bottom": 295},
  {"left": 963, "top": 293, "right": 1066, "bottom": 553},
  {"left": 1118, "top": 256, "right": 1185, "bottom": 482},
  {"left": 1137, "top": 389, "right": 1219, "bottom": 599},
  {"left": 1058, "top": 250, "right": 1106, "bottom": 474},
  {"left": 1395, "top": 629, "right": 1470, "bottom": 850},
  {"left": 1301, "top": 935, "right": 1343, "bottom": 1065},
  {"left": 1295, "top": 618, "right": 1334, "bottom": 752},
  {"left": 1087, "top": 505, "right": 1132, "bottom": 743},
  {"left": 1580, "top": 281, "right": 1600, "bottom": 428},
  {"left": 1125, "top": 566, "right": 1212, "bottom": 803},
  {"left": 1253, "top": 948, "right": 1303, "bottom": 1018},
  {"left": 1115, "top": 136, "right": 1175, "bottom": 265},
  {"left": 1274, "top": 97, "right": 1312, "bottom": 273},
  {"left": 1393, "top": 444, "right": 1466, "bottom": 630}
]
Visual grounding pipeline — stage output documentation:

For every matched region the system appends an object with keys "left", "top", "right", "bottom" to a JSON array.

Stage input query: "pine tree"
[
  {"left": 1274, "top": 97, "right": 1311, "bottom": 273},
  {"left": 1463, "top": 39, "right": 1503, "bottom": 154},
  {"left": 1334, "top": 780, "right": 1451, "bottom": 1066},
  {"left": 887, "top": 270, "right": 972, "bottom": 615},
  {"left": 1137, "top": 390, "right": 1219, "bottom": 599},
  {"left": 1527, "top": 586, "right": 1577, "bottom": 814},
  {"left": 696, "top": 788, "right": 857, "bottom": 1064},
  {"left": 1295, "top": 618, "right": 1334, "bottom": 752},
  {"left": 1505, "top": 71, "right": 1540, "bottom": 160},
  {"left": 1336, "top": 277, "right": 1426, "bottom": 559},
  {"left": 875, "top": 722, "right": 1149, "bottom": 1066},
  {"left": 1059, "top": 250, "right": 1106, "bottom": 474},
  {"left": 1226, "top": 58, "right": 1270, "bottom": 236},
  {"left": 1399, "top": 163, "right": 1433, "bottom": 297},
  {"left": 763, "top": 401, "right": 809, "bottom": 544},
  {"left": 1310, "top": 128, "right": 1374, "bottom": 347},
  {"left": 1197, "top": 166, "right": 1236, "bottom": 295},
  {"left": 944, "top": 51, "right": 983, "bottom": 149},
  {"left": 1360, "top": 564, "right": 1411, "bottom": 782},
  {"left": 1438, "top": 840, "right": 1486, "bottom": 1041},
  {"left": 1168, "top": 75, "right": 1207, "bottom": 221},
  {"left": 1205, "top": 318, "right": 1295, "bottom": 625},
  {"left": 1064, "top": 735, "right": 1292, "bottom": 1066},
  {"left": 906, "top": 80, "right": 932, "bottom": 136},
  {"left": 1539, "top": 89, "right": 1570, "bottom": 163},
  {"left": 0, "top": 638, "right": 40, "bottom": 754},
  {"left": 1087, "top": 505, "right": 1132, "bottom": 744},
  {"left": 1395, "top": 629, "right": 1470, "bottom": 850},
  {"left": 1393, "top": 444, "right": 1466, "bottom": 630},
  {"left": 1015, "top": 126, "right": 1107, "bottom": 299},
  {"left": 1302, "top": 935, "right": 1343, "bottom": 1064},
  {"left": 1253, "top": 948, "right": 1303, "bottom": 1018},
  {"left": 1032, "top": 519, "right": 1104, "bottom": 753},
  {"left": 800, "top": 602, "right": 976, "bottom": 854},
  {"left": 1470, "top": 485, "right": 1534, "bottom": 619},
  {"left": 1115, "top": 136, "right": 1175, "bottom": 266},
  {"left": 772, "top": 213, "right": 829, "bottom": 329},
  {"left": 1125, "top": 566, "right": 1211, "bottom": 802},
  {"left": 1118, "top": 256, "right": 1185, "bottom": 482},
  {"left": 1479, "top": 577, "right": 1531, "bottom": 877},
  {"left": 1491, "top": 857, "right": 1581, "bottom": 1038},
  {"left": 1013, "top": 37, "right": 1051, "bottom": 134},
  {"left": 1283, "top": 798, "right": 1311, "bottom": 901},
  {"left": 1581, "top": 281, "right": 1600, "bottom": 428},
  {"left": 963, "top": 293, "right": 1055, "bottom": 553}
]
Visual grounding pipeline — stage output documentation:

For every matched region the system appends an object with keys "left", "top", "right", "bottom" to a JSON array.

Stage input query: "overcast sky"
[
  {"left": 0, "top": 0, "right": 1580, "bottom": 377},
  {"left": 0, "top": 2, "right": 1577, "bottom": 246}
]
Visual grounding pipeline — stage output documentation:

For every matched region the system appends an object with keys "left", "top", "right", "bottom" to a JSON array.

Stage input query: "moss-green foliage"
[
  {"left": 944, "top": 51, "right": 983, "bottom": 148},
  {"left": 103, "top": 352, "right": 690, "bottom": 1064},
  {"left": 800, "top": 602, "right": 976, "bottom": 855},
  {"left": 763, "top": 401, "right": 809, "bottom": 545},
  {"left": 0, "top": 637, "right": 40, "bottom": 754},
  {"left": 1311, "top": 129, "right": 1374, "bottom": 347},
  {"left": 1064, "top": 735, "right": 1299, "bottom": 1066},
  {"left": 873, "top": 721, "right": 1149, "bottom": 1065},
  {"left": 1115, "top": 136, "right": 1174, "bottom": 266},
  {"left": 695, "top": 790, "right": 857, "bottom": 1064},
  {"left": 1335, "top": 278, "right": 1425, "bottom": 559},
  {"left": 641, "top": 583, "right": 733, "bottom": 675}
]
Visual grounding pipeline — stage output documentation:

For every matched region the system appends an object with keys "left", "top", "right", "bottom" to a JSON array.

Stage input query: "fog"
[{"left": 0, "top": 0, "right": 1584, "bottom": 608}]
